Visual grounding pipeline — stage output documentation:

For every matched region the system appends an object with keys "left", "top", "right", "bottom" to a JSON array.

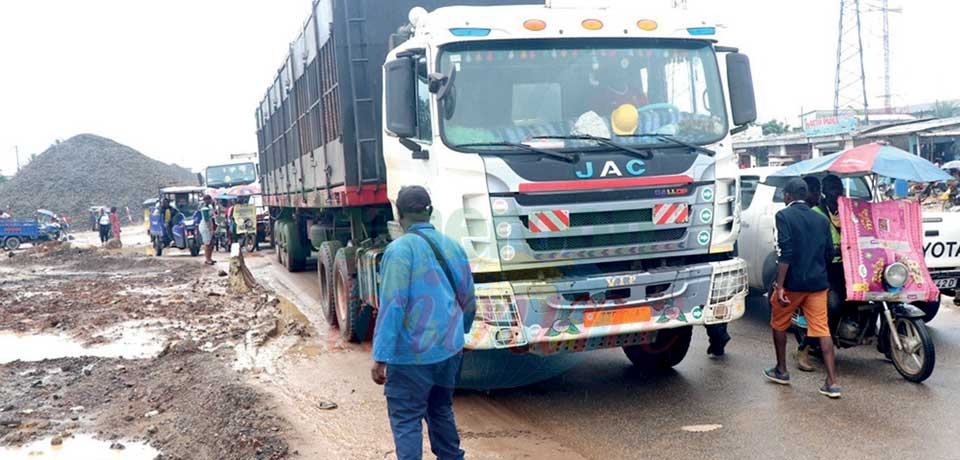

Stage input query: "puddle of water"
[
  {"left": 0, "top": 325, "right": 165, "bottom": 364},
  {"left": 1, "top": 434, "right": 158, "bottom": 459},
  {"left": 681, "top": 424, "right": 723, "bottom": 433}
]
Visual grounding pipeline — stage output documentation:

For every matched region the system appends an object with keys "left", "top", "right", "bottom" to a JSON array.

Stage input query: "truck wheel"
[
  {"left": 280, "top": 220, "right": 306, "bottom": 272},
  {"left": 916, "top": 299, "right": 941, "bottom": 323},
  {"left": 4, "top": 237, "right": 20, "bottom": 251},
  {"left": 153, "top": 236, "right": 163, "bottom": 257},
  {"left": 318, "top": 241, "right": 344, "bottom": 326},
  {"left": 334, "top": 246, "right": 361, "bottom": 342},
  {"left": 623, "top": 326, "right": 693, "bottom": 372}
]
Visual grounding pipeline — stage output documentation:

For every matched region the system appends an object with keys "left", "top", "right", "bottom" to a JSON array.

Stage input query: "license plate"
[
  {"left": 583, "top": 307, "right": 651, "bottom": 327},
  {"left": 935, "top": 278, "right": 958, "bottom": 289}
]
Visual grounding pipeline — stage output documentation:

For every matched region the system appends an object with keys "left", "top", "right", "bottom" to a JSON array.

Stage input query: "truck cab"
[{"left": 382, "top": 4, "right": 754, "bottom": 367}]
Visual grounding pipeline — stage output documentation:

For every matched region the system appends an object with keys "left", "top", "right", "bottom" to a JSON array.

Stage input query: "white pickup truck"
[{"left": 737, "top": 167, "right": 954, "bottom": 322}]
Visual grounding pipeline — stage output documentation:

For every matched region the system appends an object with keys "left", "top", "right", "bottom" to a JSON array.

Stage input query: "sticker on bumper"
[
  {"left": 528, "top": 210, "right": 570, "bottom": 233},
  {"left": 654, "top": 203, "right": 689, "bottom": 225}
]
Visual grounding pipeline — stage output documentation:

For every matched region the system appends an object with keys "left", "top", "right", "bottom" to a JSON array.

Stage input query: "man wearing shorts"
[{"left": 764, "top": 178, "right": 841, "bottom": 398}]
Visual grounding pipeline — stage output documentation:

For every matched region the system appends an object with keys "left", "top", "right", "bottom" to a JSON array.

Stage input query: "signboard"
[
  {"left": 804, "top": 116, "right": 858, "bottom": 137},
  {"left": 839, "top": 197, "right": 939, "bottom": 302},
  {"left": 232, "top": 204, "right": 257, "bottom": 235}
]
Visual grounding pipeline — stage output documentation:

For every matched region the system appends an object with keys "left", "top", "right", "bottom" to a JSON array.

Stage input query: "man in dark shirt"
[{"left": 764, "top": 178, "right": 841, "bottom": 398}]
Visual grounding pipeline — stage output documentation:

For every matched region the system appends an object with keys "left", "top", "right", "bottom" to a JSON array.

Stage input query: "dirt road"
[{"left": 0, "top": 243, "right": 291, "bottom": 459}]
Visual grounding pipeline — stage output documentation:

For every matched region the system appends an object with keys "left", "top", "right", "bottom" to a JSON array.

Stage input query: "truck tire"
[
  {"left": 4, "top": 237, "right": 20, "bottom": 251},
  {"left": 318, "top": 241, "right": 343, "bottom": 326},
  {"left": 622, "top": 326, "right": 693, "bottom": 372},
  {"left": 333, "top": 246, "right": 361, "bottom": 342},
  {"left": 916, "top": 299, "right": 941, "bottom": 323},
  {"left": 280, "top": 219, "right": 306, "bottom": 272}
]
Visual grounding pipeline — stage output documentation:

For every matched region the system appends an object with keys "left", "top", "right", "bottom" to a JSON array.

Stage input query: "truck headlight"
[{"left": 884, "top": 262, "right": 909, "bottom": 291}]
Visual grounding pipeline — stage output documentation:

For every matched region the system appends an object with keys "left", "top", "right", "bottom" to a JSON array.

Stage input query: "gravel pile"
[{"left": 0, "top": 134, "right": 197, "bottom": 223}]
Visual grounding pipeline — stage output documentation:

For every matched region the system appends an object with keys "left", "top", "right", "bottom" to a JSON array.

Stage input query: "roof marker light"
[
  {"left": 637, "top": 19, "right": 658, "bottom": 31},
  {"left": 524, "top": 19, "right": 547, "bottom": 31},
  {"left": 687, "top": 26, "right": 716, "bottom": 36},
  {"left": 582, "top": 19, "right": 604, "bottom": 30},
  {"left": 450, "top": 28, "right": 491, "bottom": 37}
]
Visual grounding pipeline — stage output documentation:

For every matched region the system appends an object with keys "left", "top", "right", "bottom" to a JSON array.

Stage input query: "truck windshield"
[
  {"left": 438, "top": 40, "right": 727, "bottom": 151},
  {"left": 206, "top": 163, "right": 257, "bottom": 189}
]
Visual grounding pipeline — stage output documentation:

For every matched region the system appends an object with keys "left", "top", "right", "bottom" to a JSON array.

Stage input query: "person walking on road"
[
  {"left": 109, "top": 206, "right": 121, "bottom": 242},
  {"left": 764, "top": 178, "right": 842, "bottom": 399},
  {"left": 97, "top": 209, "right": 111, "bottom": 246},
  {"left": 199, "top": 195, "right": 215, "bottom": 265},
  {"left": 371, "top": 186, "right": 477, "bottom": 460}
]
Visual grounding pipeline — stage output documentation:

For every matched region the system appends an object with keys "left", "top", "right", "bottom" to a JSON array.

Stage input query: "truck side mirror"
[
  {"left": 197, "top": 172, "right": 205, "bottom": 187},
  {"left": 726, "top": 53, "right": 757, "bottom": 127},
  {"left": 384, "top": 56, "right": 417, "bottom": 139}
]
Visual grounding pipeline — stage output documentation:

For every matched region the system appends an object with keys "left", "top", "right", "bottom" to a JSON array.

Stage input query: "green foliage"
[{"left": 761, "top": 119, "right": 792, "bottom": 136}]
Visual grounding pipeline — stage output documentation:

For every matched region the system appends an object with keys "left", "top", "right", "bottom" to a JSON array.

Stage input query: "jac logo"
[
  {"left": 654, "top": 187, "right": 689, "bottom": 197},
  {"left": 576, "top": 159, "right": 646, "bottom": 179}
]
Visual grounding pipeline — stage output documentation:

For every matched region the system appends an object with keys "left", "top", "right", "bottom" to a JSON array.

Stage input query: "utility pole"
[
  {"left": 834, "top": 0, "right": 870, "bottom": 123},
  {"left": 882, "top": 0, "right": 891, "bottom": 113},
  {"left": 14, "top": 146, "right": 20, "bottom": 173}
]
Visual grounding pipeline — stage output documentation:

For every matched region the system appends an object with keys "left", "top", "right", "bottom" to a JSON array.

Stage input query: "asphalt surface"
[{"left": 263, "top": 251, "right": 960, "bottom": 460}]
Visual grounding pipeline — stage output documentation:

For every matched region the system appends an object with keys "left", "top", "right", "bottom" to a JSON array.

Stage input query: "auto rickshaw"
[{"left": 149, "top": 186, "right": 204, "bottom": 257}]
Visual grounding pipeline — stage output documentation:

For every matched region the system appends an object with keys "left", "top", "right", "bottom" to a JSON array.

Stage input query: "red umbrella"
[{"left": 225, "top": 184, "right": 261, "bottom": 197}]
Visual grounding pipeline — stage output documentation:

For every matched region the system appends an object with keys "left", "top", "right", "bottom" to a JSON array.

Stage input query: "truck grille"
[
  {"left": 527, "top": 228, "right": 685, "bottom": 251},
  {"left": 520, "top": 209, "right": 653, "bottom": 228}
]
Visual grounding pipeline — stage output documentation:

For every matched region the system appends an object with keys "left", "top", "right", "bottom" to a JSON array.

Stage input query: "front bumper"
[{"left": 465, "top": 258, "right": 748, "bottom": 355}]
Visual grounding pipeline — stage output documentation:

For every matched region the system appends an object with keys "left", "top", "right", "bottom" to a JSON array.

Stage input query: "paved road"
[{"left": 259, "top": 250, "right": 960, "bottom": 460}]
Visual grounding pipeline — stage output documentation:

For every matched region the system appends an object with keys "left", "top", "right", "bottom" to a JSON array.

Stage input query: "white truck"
[
  {"left": 738, "top": 167, "right": 952, "bottom": 322},
  {"left": 256, "top": 0, "right": 756, "bottom": 387}
]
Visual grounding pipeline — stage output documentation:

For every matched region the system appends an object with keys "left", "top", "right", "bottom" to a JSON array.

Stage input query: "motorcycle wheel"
[
  {"left": 245, "top": 233, "right": 258, "bottom": 252},
  {"left": 189, "top": 239, "right": 201, "bottom": 257},
  {"left": 889, "top": 317, "right": 935, "bottom": 383},
  {"left": 153, "top": 236, "right": 163, "bottom": 257}
]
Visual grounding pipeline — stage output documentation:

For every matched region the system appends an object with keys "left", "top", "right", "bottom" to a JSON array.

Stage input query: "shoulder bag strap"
[{"left": 408, "top": 229, "right": 462, "bottom": 310}]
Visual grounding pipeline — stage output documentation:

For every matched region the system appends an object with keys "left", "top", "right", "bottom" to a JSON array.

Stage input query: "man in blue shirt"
[{"left": 371, "top": 186, "right": 476, "bottom": 460}]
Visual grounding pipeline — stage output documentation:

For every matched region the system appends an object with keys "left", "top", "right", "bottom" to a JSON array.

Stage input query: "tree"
[
  {"left": 761, "top": 119, "right": 792, "bottom": 136},
  {"left": 933, "top": 100, "right": 960, "bottom": 119}
]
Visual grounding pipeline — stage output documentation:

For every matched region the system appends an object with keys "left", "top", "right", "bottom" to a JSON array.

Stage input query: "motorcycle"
[
  {"left": 768, "top": 143, "right": 947, "bottom": 384},
  {"left": 791, "top": 260, "right": 935, "bottom": 383}
]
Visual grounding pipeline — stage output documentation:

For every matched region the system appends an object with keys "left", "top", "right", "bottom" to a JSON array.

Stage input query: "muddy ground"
[
  {"left": 0, "top": 243, "right": 297, "bottom": 460},
  {"left": 1, "top": 238, "right": 584, "bottom": 460}
]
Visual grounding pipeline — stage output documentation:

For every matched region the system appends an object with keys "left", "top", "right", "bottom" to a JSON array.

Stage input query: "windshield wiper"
[
  {"left": 454, "top": 142, "right": 578, "bottom": 163},
  {"left": 622, "top": 133, "right": 716, "bottom": 157},
  {"left": 532, "top": 135, "right": 652, "bottom": 160}
]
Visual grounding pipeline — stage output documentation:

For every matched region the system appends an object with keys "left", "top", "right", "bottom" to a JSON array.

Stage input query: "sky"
[{"left": 0, "top": 0, "right": 956, "bottom": 175}]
